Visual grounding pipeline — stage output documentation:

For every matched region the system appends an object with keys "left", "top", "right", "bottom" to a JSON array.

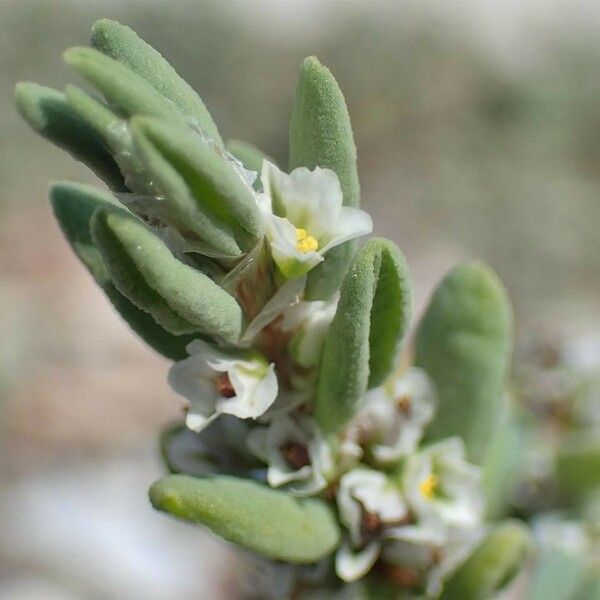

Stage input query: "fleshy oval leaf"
[
  {"left": 149, "top": 474, "right": 341, "bottom": 563},
  {"left": 64, "top": 47, "right": 189, "bottom": 126},
  {"left": 160, "top": 419, "right": 264, "bottom": 479},
  {"left": 415, "top": 262, "right": 513, "bottom": 463},
  {"left": 289, "top": 56, "right": 360, "bottom": 301},
  {"left": 50, "top": 182, "right": 193, "bottom": 359},
  {"left": 91, "top": 207, "right": 243, "bottom": 340},
  {"left": 91, "top": 18, "right": 222, "bottom": 145},
  {"left": 14, "top": 82, "right": 125, "bottom": 191},
  {"left": 315, "top": 238, "right": 412, "bottom": 433},
  {"left": 131, "top": 117, "right": 262, "bottom": 256}
]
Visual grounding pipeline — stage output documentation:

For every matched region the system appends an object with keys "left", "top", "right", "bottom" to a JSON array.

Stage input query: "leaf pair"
[
  {"left": 315, "top": 238, "right": 413, "bottom": 433},
  {"left": 16, "top": 20, "right": 264, "bottom": 259},
  {"left": 130, "top": 117, "right": 262, "bottom": 257},
  {"left": 16, "top": 18, "right": 220, "bottom": 192},
  {"left": 51, "top": 183, "right": 243, "bottom": 355}
]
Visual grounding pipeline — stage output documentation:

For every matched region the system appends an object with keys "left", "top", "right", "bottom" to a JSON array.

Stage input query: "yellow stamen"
[
  {"left": 419, "top": 474, "right": 439, "bottom": 499},
  {"left": 296, "top": 228, "right": 318, "bottom": 253}
]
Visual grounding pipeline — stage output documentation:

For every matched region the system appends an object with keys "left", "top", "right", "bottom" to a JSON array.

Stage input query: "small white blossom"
[
  {"left": 168, "top": 340, "right": 278, "bottom": 433},
  {"left": 383, "top": 524, "right": 485, "bottom": 597},
  {"left": 403, "top": 437, "right": 483, "bottom": 529},
  {"left": 374, "top": 438, "right": 484, "bottom": 595},
  {"left": 335, "top": 468, "right": 408, "bottom": 582},
  {"left": 335, "top": 538, "right": 381, "bottom": 585},
  {"left": 246, "top": 415, "right": 333, "bottom": 496},
  {"left": 258, "top": 161, "right": 372, "bottom": 280},
  {"left": 359, "top": 368, "right": 437, "bottom": 465}
]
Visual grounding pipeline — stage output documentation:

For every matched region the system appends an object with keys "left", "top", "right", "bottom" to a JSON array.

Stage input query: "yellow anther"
[
  {"left": 296, "top": 228, "right": 319, "bottom": 253},
  {"left": 419, "top": 474, "right": 439, "bottom": 499}
]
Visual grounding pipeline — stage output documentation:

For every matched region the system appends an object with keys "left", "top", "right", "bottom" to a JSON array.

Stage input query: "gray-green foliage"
[
  {"left": 50, "top": 182, "right": 194, "bottom": 359},
  {"left": 415, "top": 262, "right": 513, "bottom": 463},
  {"left": 90, "top": 18, "right": 223, "bottom": 145},
  {"left": 17, "top": 18, "right": 531, "bottom": 599},
  {"left": 149, "top": 474, "right": 340, "bottom": 563},
  {"left": 131, "top": 116, "right": 262, "bottom": 255},
  {"left": 316, "top": 238, "right": 412, "bottom": 433},
  {"left": 15, "top": 83, "right": 126, "bottom": 191},
  {"left": 91, "top": 208, "right": 243, "bottom": 340},
  {"left": 290, "top": 56, "right": 360, "bottom": 301}
]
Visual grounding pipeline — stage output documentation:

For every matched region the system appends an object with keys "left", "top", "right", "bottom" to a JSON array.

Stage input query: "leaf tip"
[{"left": 148, "top": 477, "right": 181, "bottom": 513}]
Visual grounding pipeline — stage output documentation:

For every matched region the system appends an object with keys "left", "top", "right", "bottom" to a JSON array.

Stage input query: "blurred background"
[{"left": 1, "top": 1, "right": 599, "bottom": 598}]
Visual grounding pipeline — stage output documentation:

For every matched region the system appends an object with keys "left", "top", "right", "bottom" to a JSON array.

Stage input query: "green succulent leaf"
[
  {"left": 556, "top": 432, "right": 600, "bottom": 501},
  {"left": 64, "top": 47, "right": 189, "bottom": 126},
  {"left": 316, "top": 238, "right": 412, "bottom": 433},
  {"left": 149, "top": 474, "right": 341, "bottom": 563},
  {"left": 526, "top": 548, "right": 585, "bottom": 600},
  {"left": 91, "top": 18, "right": 222, "bottom": 145},
  {"left": 442, "top": 520, "right": 530, "bottom": 600},
  {"left": 131, "top": 117, "right": 262, "bottom": 256},
  {"left": 160, "top": 419, "right": 264, "bottom": 479},
  {"left": 91, "top": 207, "right": 243, "bottom": 340},
  {"left": 160, "top": 423, "right": 221, "bottom": 477},
  {"left": 289, "top": 56, "right": 360, "bottom": 301},
  {"left": 14, "top": 82, "right": 126, "bottom": 191},
  {"left": 415, "top": 262, "right": 513, "bottom": 463},
  {"left": 64, "top": 85, "right": 153, "bottom": 194},
  {"left": 50, "top": 182, "right": 193, "bottom": 359},
  {"left": 64, "top": 85, "right": 123, "bottom": 143}
]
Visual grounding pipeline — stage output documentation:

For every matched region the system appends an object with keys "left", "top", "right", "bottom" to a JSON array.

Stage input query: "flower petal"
[
  {"left": 185, "top": 410, "right": 219, "bottom": 433},
  {"left": 319, "top": 207, "right": 373, "bottom": 255},
  {"left": 168, "top": 352, "right": 218, "bottom": 401},
  {"left": 218, "top": 362, "right": 278, "bottom": 419},
  {"left": 335, "top": 538, "right": 381, "bottom": 582},
  {"left": 262, "top": 161, "right": 343, "bottom": 230}
]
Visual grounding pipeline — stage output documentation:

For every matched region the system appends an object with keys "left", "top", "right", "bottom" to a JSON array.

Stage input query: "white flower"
[
  {"left": 383, "top": 524, "right": 485, "bottom": 597},
  {"left": 359, "top": 368, "right": 437, "bottom": 465},
  {"left": 282, "top": 296, "right": 338, "bottom": 368},
  {"left": 335, "top": 539, "right": 382, "bottom": 585},
  {"left": 246, "top": 415, "right": 333, "bottom": 496},
  {"left": 335, "top": 468, "right": 408, "bottom": 582},
  {"left": 403, "top": 437, "right": 483, "bottom": 530},
  {"left": 258, "top": 161, "right": 372, "bottom": 280},
  {"left": 168, "top": 340, "right": 278, "bottom": 432},
  {"left": 373, "top": 438, "right": 484, "bottom": 595}
]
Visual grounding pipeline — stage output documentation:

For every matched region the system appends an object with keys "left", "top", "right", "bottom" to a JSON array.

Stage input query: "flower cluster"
[
  {"left": 18, "top": 22, "right": 527, "bottom": 598},
  {"left": 168, "top": 162, "right": 485, "bottom": 596}
]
